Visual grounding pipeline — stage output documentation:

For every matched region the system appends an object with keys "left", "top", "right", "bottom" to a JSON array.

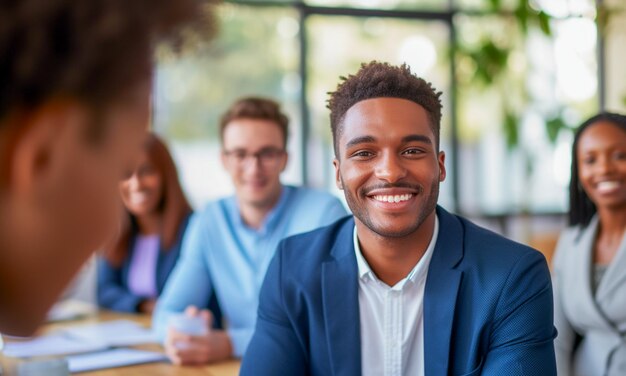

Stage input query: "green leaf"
[
  {"left": 504, "top": 111, "right": 519, "bottom": 150},
  {"left": 488, "top": 0, "right": 502, "bottom": 11},
  {"left": 468, "top": 40, "right": 510, "bottom": 86},
  {"left": 514, "top": 0, "right": 529, "bottom": 34},
  {"left": 545, "top": 116, "right": 566, "bottom": 144},
  {"left": 537, "top": 11, "right": 552, "bottom": 36}
]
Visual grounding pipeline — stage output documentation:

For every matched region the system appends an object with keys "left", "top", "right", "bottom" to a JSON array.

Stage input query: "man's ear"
[
  {"left": 438, "top": 151, "right": 446, "bottom": 182},
  {"left": 279, "top": 151, "right": 288, "bottom": 173},
  {"left": 7, "top": 101, "right": 86, "bottom": 198},
  {"left": 333, "top": 158, "right": 343, "bottom": 190}
]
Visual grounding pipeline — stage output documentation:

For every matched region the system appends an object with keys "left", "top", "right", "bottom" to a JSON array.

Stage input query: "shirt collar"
[
  {"left": 230, "top": 185, "right": 291, "bottom": 234},
  {"left": 353, "top": 214, "right": 440, "bottom": 286}
]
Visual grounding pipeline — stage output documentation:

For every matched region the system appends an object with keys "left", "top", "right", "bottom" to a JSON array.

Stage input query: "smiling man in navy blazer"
[{"left": 241, "top": 61, "right": 557, "bottom": 376}]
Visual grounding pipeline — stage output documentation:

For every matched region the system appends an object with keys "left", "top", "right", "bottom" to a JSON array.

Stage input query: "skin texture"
[
  {"left": 333, "top": 97, "right": 445, "bottom": 286},
  {"left": 119, "top": 149, "right": 164, "bottom": 235},
  {"left": 0, "top": 83, "right": 150, "bottom": 334},
  {"left": 0, "top": 0, "right": 215, "bottom": 337},
  {"left": 577, "top": 121, "right": 626, "bottom": 214},
  {"left": 163, "top": 118, "right": 287, "bottom": 365},
  {"left": 576, "top": 121, "right": 626, "bottom": 265},
  {"left": 220, "top": 118, "right": 288, "bottom": 229}
]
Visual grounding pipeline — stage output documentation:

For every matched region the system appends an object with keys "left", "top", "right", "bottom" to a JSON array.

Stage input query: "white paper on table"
[
  {"left": 2, "top": 333, "right": 108, "bottom": 358},
  {"left": 66, "top": 348, "right": 167, "bottom": 373},
  {"left": 46, "top": 300, "right": 98, "bottom": 322},
  {"left": 62, "top": 319, "right": 158, "bottom": 347}
]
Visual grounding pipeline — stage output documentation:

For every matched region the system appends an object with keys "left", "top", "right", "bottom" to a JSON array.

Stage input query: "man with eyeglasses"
[{"left": 153, "top": 97, "right": 347, "bottom": 365}]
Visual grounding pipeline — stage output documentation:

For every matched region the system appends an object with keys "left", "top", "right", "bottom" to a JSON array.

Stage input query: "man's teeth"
[
  {"left": 597, "top": 181, "right": 620, "bottom": 192},
  {"left": 373, "top": 194, "right": 413, "bottom": 203}
]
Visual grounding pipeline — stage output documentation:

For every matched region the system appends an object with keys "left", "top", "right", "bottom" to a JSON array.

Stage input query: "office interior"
[{"left": 152, "top": 0, "right": 626, "bottom": 264}]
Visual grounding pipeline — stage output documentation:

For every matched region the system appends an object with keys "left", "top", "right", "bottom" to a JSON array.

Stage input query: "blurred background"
[{"left": 152, "top": 0, "right": 626, "bottom": 261}]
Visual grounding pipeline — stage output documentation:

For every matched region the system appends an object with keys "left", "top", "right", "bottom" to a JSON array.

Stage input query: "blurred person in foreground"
[
  {"left": 0, "top": 0, "right": 216, "bottom": 335},
  {"left": 98, "top": 133, "right": 194, "bottom": 314},
  {"left": 553, "top": 113, "right": 626, "bottom": 376},
  {"left": 241, "top": 62, "right": 557, "bottom": 375},
  {"left": 153, "top": 97, "right": 347, "bottom": 365}
]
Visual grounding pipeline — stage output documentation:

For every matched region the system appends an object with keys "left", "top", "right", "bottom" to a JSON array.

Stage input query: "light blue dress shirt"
[{"left": 153, "top": 185, "right": 347, "bottom": 356}]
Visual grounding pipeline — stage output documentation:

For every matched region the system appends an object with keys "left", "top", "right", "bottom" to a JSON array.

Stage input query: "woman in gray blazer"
[{"left": 553, "top": 112, "right": 626, "bottom": 376}]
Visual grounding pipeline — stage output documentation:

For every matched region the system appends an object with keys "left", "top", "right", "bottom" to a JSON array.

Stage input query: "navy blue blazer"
[
  {"left": 97, "top": 215, "right": 191, "bottom": 313},
  {"left": 242, "top": 206, "right": 557, "bottom": 375}
]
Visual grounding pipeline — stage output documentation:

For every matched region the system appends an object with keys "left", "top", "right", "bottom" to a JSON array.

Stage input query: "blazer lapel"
[
  {"left": 568, "top": 218, "right": 615, "bottom": 330},
  {"left": 591, "top": 224, "right": 626, "bottom": 333},
  {"left": 322, "top": 219, "right": 361, "bottom": 376},
  {"left": 596, "top": 230, "right": 626, "bottom": 302},
  {"left": 423, "top": 207, "right": 463, "bottom": 376}
]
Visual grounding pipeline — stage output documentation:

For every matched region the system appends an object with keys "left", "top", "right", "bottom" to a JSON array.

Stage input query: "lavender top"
[{"left": 127, "top": 234, "right": 159, "bottom": 298}]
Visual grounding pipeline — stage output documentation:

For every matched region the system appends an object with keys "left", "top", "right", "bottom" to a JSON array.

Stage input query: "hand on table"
[
  {"left": 164, "top": 305, "right": 233, "bottom": 365},
  {"left": 138, "top": 298, "right": 156, "bottom": 314}
]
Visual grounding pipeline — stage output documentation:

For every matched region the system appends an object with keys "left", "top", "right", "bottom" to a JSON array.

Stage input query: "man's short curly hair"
[
  {"left": 0, "top": 0, "right": 217, "bottom": 128},
  {"left": 327, "top": 61, "right": 443, "bottom": 156}
]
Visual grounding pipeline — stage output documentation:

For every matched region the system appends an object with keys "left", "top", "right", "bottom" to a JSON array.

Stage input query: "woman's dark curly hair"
[
  {"left": 327, "top": 61, "right": 443, "bottom": 156},
  {"left": 569, "top": 112, "right": 626, "bottom": 227},
  {"left": 0, "top": 0, "right": 217, "bottom": 133}
]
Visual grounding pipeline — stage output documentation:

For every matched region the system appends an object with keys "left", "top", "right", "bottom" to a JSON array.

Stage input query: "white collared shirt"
[{"left": 354, "top": 216, "right": 439, "bottom": 376}]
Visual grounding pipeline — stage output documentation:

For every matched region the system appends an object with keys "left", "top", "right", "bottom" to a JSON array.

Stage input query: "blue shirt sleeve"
[
  {"left": 154, "top": 189, "right": 347, "bottom": 355},
  {"left": 152, "top": 213, "right": 214, "bottom": 340},
  {"left": 240, "top": 243, "right": 307, "bottom": 375},
  {"left": 323, "top": 195, "right": 349, "bottom": 222},
  {"left": 301, "top": 190, "right": 348, "bottom": 228},
  {"left": 228, "top": 327, "right": 254, "bottom": 358}
]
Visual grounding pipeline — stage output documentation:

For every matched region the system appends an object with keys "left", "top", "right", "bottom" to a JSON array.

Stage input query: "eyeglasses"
[{"left": 223, "top": 147, "right": 286, "bottom": 167}]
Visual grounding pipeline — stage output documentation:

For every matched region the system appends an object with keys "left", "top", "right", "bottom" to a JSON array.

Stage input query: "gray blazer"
[{"left": 552, "top": 216, "right": 626, "bottom": 376}]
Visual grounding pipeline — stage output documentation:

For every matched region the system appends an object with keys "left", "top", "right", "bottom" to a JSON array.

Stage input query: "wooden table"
[{"left": 2, "top": 311, "right": 240, "bottom": 376}]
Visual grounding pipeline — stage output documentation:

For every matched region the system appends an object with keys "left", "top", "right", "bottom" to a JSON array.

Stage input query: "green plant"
[{"left": 456, "top": 0, "right": 556, "bottom": 150}]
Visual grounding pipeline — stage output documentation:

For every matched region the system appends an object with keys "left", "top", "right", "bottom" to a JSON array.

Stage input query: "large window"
[
  {"left": 454, "top": 9, "right": 599, "bottom": 215},
  {"left": 154, "top": 0, "right": 607, "bottom": 219},
  {"left": 154, "top": 4, "right": 302, "bottom": 207}
]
